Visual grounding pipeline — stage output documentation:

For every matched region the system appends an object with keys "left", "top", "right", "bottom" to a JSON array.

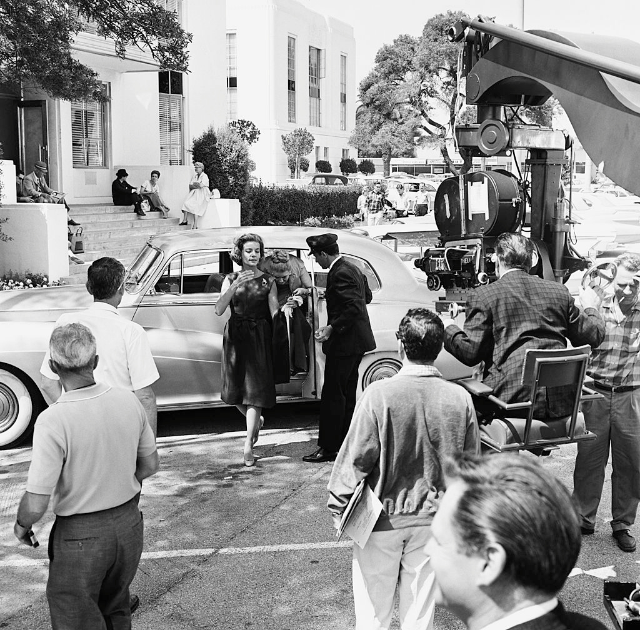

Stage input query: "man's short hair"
[
  {"left": 50, "top": 323, "right": 96, "bottom": 371},
  {"left": 444, "top": 453, "right": 581, "bottom": 596},
  {"left": 495, "top": 233, "right": 535, "bottom": 271},
  {"left": 616, "top": 252, "right": 640, "bottom": 274},
  {"left": 398, "top": 308, "right": 443, "bottom": 362},
  {"left": 86, "top": 257, "right": 126, "bottom": 300}
]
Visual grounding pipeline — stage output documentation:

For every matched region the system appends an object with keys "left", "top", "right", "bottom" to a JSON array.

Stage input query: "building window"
[
  {"left": 226, "top": 32, "right": 238, "bottom": 121},
  {"left": 309, "top": 46, "right": 321, "bottom": 127},
  {"left": 157, "top": 0, "right": 183, "bottom": 21},
  {"left": 340, "top": 54, "right": 347, "bottom": 131},
  {"left": 324, "top": 147, "right": 329, "bottom": 160},
  {"left": 342, "top": 149, "right": 349, "bottom": 160},
  {"left": 315, "top": 146, "right": 320, "bottom": 163},
  {"left": 159, "top": 71, "right": 184, "bottom": 165},
  {"left": 288, "top": 36, "right": 296, "bottom": 123},
  {"left": 71, "top": 83, "right": 109, "bottom": 168}
]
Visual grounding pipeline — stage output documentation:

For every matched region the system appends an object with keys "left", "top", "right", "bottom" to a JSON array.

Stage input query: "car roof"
[{"left": 147, "top": 226, "right": 421, "bottom": 296}]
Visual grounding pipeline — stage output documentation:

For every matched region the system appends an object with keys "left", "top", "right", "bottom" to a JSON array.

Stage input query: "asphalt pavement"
[{"left": 0, "top": 401, "right": 637, "bottom": 629}]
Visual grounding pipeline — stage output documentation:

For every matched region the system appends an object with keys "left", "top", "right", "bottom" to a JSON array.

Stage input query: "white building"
[
  {"left": 0, "top": 0, "right": 227, "bottom": 209},
  {"left": 226, "top": 0, "right": 357, "bottom": 182}
]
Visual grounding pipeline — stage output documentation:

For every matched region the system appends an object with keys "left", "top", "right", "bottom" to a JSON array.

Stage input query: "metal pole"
[{"left": 460, "top": 17, "right": 640, "bottom": 86}]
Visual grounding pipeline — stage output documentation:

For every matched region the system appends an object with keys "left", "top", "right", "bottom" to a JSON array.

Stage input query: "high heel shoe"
[
  {"left": 243, "top": 446, "right": 255, "bottom": 467},
  {"left": 252, "top": 415, "right": 265, "bottom": 447}
]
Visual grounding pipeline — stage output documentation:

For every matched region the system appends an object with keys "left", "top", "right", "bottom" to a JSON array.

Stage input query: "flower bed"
[{"left": 0, "top": 272, "right": 64, "bottom": 290}]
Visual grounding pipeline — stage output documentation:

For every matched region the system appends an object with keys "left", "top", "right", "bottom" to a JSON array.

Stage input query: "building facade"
[
  {"left": 226, "top": 0, "right": 356, "bottom": 182},
  {"left": 0, "top": 0, "right": 227, "bottom": 207}
]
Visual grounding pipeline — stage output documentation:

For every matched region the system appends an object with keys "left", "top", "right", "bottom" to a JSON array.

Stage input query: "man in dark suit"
[
  {"left": 426, "top": 452, "right": 608, "bottom": 630},
  {"left": 303, "top": 233, "right": 376, "bottom": 463},
  {"left": 442, "top": 232, "right": 604, "bottom": 417}
]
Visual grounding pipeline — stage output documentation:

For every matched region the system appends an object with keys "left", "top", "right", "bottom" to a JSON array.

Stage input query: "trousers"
[
  {"left": 318, "top": 353, "right": 362, "bottom": 452},
  {"left": 352, "top": 526, "right": 435, "bottom": 630},
  {"left": 47, "top": 498, "right": 144, "bottom": 630},
  {"left": 573, "top": 389, "right": 640, "bottom": 531}
]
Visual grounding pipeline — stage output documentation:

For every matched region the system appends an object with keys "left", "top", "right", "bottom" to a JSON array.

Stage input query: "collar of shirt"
[
  {"left": 601, "top": 293, "right": 640, "bottom": 322},
  {"left": 498, "top": 267, "right": 521, "bottom": 278},
  {"left": 480, "top": 598, "right": 558, "bottom": 630},
  {"left": 397, "top": 363, "right": 442, "bottom": 378},
  {"left": 89, "top": 302, "right": 119, "bottom": 315},
  {"left": 328, "top": 254, "right": 343, "bottom": 272},
  {"left": 56, "top": 382, "right": 111, "bottom": 404}
]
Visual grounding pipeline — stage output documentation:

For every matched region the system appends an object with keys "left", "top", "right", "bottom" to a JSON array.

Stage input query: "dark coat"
[
  {"left": 511, "top": 602, "right": 608, "bottom": 630},
  {"left": 444, "top": 269, "right": 604, "bottom": 411},
  {"left": 323, "top": 257, "right": 376, "bottom": 357},
  {"left": 112, "top": 179, "right": 139, "bottom": 206}
]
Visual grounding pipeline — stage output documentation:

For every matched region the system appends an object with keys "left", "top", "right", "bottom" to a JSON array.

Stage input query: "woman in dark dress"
[{"left": 216, "top": 233, "right": 279, "bottom": 467}]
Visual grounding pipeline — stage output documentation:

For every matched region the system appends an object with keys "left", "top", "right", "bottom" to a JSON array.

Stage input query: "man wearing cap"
[
  {"left": 303, "top": 233, "right": 376, "bottom": 463},
  {"left": 112, "top": 169, "right": 145, "bottom": 216},
  {"left": 23, "top": 161, "right": 79, "bottom": 225}
]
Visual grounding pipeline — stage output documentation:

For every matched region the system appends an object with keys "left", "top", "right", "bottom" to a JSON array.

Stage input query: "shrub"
[
  {"left": 339, "top": 158, "right": 357, "bottom": 175},
  {"left": 315, "top": 160, "right": 332, "bottom": 173},
  {"left": 358, "top": 159, "right": 376, "bottom": 175},
  {"left": 192, "top": 125, "right": 251, "bottom": 199},
  {"left": 288, "top": 156, "right": 309, "bottom": 177},
  {"left": 241, "top": 184, "right": 360, "bottom": 226},
  {"left": 303, "top": 215, "right": 355, "bottom": 229},
  {"left": 1, "top": 271, "right": 63, "bottom": 290}
]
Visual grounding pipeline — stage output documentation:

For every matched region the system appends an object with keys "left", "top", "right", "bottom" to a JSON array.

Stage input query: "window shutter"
[
  {"left": 71, "top": 100, "right": 105, "bottom": 167},
  {"left": 159, "top": 93, "right": 183, "bottom": 165}
]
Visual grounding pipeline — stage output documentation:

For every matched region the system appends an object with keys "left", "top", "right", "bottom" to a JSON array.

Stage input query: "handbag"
[{"left": 68, "top": 226, "right": 84, "bottom": 254}]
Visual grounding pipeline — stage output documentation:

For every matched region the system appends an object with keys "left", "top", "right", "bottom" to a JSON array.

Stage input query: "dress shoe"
[
  {"left": 135, "top": 208, "right": 146, "bottom": 217},
  {"left": 580, "top": 526, "right": 595, "bottom": 535},
  {"left": 130, "top": 594, "right": 140, "bottom": 613},
  {"left": 613, "top": 529, "right": 636, "bottom": 552},
  {"left": 67, "top": 218, "right": 80, "bottom": 226},
  {"left": 302, "top": 447, "right": 337, "bottom": 463}
]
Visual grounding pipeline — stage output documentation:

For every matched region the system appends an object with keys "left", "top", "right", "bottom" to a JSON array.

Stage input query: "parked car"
[
  {"left": 0, "top": 227, "right": 471, "bottom": 448},
  {"left": 308, "top": 174, "right": 349, "bottom": 186}
]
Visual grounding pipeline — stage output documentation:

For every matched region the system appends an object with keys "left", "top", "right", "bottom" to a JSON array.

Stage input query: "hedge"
[{"left": 241, "top": 183, "right": 360, "bottom": 226}]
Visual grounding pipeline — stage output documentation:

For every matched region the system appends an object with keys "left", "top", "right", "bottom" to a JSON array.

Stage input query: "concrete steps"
[{"left": 62, "top": 204, "right": 188, "bottom": 285}]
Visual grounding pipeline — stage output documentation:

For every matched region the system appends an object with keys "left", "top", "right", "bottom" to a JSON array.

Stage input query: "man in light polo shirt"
[
  {"left": 15, "top": 323, "right": 158, "bottom": 629},
  {"left": 40, "top": 257, "right": 159, "bottom": 434}
]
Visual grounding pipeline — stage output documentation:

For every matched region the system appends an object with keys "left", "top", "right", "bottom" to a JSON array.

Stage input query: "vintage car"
[{"left": 0, "top": 226, "right": 471, "bottom": 448}]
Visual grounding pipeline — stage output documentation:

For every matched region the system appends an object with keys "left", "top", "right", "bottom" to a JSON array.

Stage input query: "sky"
[{"left": 302, "top": 0, "right": 640, "bottom": 83}]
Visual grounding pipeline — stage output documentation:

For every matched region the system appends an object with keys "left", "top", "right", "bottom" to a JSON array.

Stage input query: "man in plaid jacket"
[
  {"left": 573, "top": 252, "right": 640, "bottom": 552},
  {"left": 442, "top": 233, "right": 604, "bottom": 417}
]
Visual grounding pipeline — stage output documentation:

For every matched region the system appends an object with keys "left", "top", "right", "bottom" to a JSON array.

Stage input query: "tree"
[
  {"left": 281, "top": 128, "right": 314, "bottom": 179},
  {"left": 192, "top": 125, "right": 251, "bottom": 200},
  {"left": 229, "top": 119, "right": 261, "bottom": 145},
  {"left": 315, "top": 160, "right": 332, "bottom": 173},
  {"left": 339, "top": 158, "right": 357, "bottom": 175},
  {"left": 0, "top": 0, "right": 191, "bottom": 101},
  {"left": 358, "top": 160, "right": 375, "bottom": 175},
  {"left": 287, "top": 156, "right": 309, "bottom": 177}
]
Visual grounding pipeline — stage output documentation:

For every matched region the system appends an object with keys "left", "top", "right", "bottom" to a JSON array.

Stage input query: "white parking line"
[{"left": 0, "top": 540, "right": 354, "bottom": 567}]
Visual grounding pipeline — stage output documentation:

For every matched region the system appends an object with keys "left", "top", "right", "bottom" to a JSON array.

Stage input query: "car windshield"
[{"left": 124, "top": 244, "right": 162, "bottom": 294}]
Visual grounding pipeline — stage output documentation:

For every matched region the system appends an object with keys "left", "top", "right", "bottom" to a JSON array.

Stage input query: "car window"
[
  {"left": 313, "top": 255, "right": 381, "bottom": 292},
  {"left": 125, "top": 244, "right": 162, "bottom": 294},
  {"left": 152, "top": 251, "right": 231, "bottom": 295}
]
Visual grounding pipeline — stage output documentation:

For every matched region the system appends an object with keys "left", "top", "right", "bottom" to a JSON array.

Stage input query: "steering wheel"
[{"left": 581, "top": 261, "right": 617, "bottom": 291}]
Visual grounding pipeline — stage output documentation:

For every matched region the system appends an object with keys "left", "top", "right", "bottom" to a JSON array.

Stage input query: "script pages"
[{"left": 336, "top": 479, "right": 383, "bottom": 549}]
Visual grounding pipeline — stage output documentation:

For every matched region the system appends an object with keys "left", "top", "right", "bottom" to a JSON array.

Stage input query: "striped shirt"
[{"left": 588, "top": 295, "right": 640, "bottom": 386}]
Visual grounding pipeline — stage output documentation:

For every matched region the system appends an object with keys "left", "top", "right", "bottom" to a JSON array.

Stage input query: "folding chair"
[{"left": 457, "top": 345, "right": 602, "bottom": 453}]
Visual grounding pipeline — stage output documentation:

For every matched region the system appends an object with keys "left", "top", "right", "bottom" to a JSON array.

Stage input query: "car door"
[{"left": 132, "top": 249, "right": 229, "bottom": 408}]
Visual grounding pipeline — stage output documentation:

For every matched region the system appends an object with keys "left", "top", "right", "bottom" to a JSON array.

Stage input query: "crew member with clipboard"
[{"left": 328, "top": 308, "right": 479, "bottom": 630}]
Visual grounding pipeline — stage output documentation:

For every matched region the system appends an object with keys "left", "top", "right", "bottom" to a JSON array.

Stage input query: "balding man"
[{"left": 15, "top": 323, "right": 158, "bottom": 629}]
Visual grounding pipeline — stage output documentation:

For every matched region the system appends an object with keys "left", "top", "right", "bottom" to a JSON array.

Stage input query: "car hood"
[{"left": 0, "top": 285, "right": 92, "bottom": 320}]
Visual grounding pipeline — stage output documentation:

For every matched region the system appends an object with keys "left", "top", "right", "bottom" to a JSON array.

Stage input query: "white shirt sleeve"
[{"left": 125, "top": 324, "right": 160, "bottom": 391}]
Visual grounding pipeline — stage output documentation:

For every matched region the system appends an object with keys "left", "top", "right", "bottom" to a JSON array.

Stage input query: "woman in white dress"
[
  {"left": 140, "top": 170, "right": 170, "bottom": 218},
  {"left": 180, "top": 162, "right": 210, "bottom": 229}
]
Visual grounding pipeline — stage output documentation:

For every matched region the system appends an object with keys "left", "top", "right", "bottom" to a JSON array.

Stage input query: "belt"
[{"left": 592, "top": 381, "right": 640, "bottom": 394}]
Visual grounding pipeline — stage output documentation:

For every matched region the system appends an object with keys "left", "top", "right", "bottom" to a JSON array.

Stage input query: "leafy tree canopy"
[
  {"left": 229, "top": 119, "right": 261, "bottom": 145},
  {"left": 281, "top": 128, "right": 314, "bottom": 179},
  {"left": 0, "top": 0, "right": 191, "bottom": 101}
]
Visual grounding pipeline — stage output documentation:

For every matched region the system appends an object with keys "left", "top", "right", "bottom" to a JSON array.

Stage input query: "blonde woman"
[
  {"left": 180, "top": 162, "right": 209, "bottom": 228},
  {"left": 216, "top": 234, "right": 279, "bottom": 466}
]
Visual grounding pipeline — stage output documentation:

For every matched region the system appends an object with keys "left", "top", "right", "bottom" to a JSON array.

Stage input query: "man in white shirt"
[
  {"left": 40, "top": 257, "right": 159, "bottom": 434},
  {"left": 426, "top": 453, "right": 608, "bottom": 630}
]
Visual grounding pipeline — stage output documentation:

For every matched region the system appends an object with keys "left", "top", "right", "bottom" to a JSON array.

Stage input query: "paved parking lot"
[{"left": 1, "top": 402, "right": 637, "bottom": 629}]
